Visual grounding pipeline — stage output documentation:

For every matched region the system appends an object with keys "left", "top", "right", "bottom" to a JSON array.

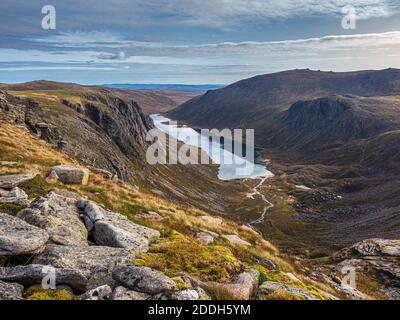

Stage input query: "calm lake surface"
[{"left": 151, "top": 114, "right": 273, "bottom": 181}]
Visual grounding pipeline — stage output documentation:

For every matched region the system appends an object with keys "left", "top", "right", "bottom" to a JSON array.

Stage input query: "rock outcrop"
[
  {"left": 0, "top": 264, "right": 88, "bottom": 292},
  {"left": 0, "top": 213, "right": 49, "bottom": 256},
  {"left": 33, "top": 244, "right": 134, "bottom": 289},
  {"left": 18, "top": 190, "right": 88, "bottom": 247}
]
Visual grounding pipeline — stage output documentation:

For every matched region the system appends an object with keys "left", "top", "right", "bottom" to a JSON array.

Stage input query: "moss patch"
[
  {"left": 135, "top": 231, "right": 240, "bottom": 281},
  {"left": 0, "top": 203, "right": 26, "bottom": 216},
  {"left": 23, "top": 285, "right": 73, "bottom": 300}
]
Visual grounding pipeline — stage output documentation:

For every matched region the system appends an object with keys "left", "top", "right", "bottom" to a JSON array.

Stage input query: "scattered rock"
[
  {"left": 0, "top": 213, "right": 49, "bottom": 256},
  {"left": 199, "top": 216, "right": 223, "bottom": 225},
  {"left": 48, "top": 165, "right": 89, "bottom": 185},
  {"left": 254, "top": 257, "right": 277, "bottom": 270},
  {"left": 196, "top": 231, "right": 218, "bottom": 245},
  {"left": 110, "top": 286, "right": 152, "bottom": 300},
  {"left": 80, "top": 285, "right": 112, "bottom": 300},
  {"left": 33, "top": 244, "right": 134, "bottom": 289},
  {"left": 18, "top": 191, "right": 88, "bottom": 247},
  {"left": 136, "top": 211, "right": 164, "bottom": 221},
  {"left": 0, "top": 173, "right": 37, "bottom": 189},
  {"left": 172, "top": 288, "right": 211, "bottom": 300},
  {"left": 45, "top": 170, "right": 59, "bottom": 184},
  {"left": 0, "top": 187, "right": 29, "bottom": 205},
  {"left": 113, "top": 266, "right": 177, "bottom": 295},
  {"left": 222, "top": 234, "right": 251, "bottom": 247},
  {"left": 0, "top": 280, "right": 24, "bottom": 300},
  {"left": 0, "top": 264, "right": 88, "bottom": 292},
  {"left": 258, "top": 281, "right": 320, "bottom": 300}
]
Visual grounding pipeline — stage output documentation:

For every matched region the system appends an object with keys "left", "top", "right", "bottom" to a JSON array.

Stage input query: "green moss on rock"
[{"left": 23, "top": 285, "right": 73, "bottom": 300}]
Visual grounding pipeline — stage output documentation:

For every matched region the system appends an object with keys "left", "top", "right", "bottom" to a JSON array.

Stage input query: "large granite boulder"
[
  {"left": 77, "top": 199, "right": 160, "bottom": 252},
  {"left": 33, "top": 244, "right": 135, "bottom": 289},
  {"left": 113, "top": 266, "right": 177, "bottom": 295},
  {"left": 110, "top": 286, "right": 152, "bottom": 300},
  {"left": 0, "top": 264, "right": 88, "bottom": 292},
  {"left": 48, "top": 165, "right": 89, "bottom": 185},
  {"left": 0, "top": 213, "right": 49, "bottom": 256},
  {"left": 18, "top": 190, "right": 88, "bottom": 246}
]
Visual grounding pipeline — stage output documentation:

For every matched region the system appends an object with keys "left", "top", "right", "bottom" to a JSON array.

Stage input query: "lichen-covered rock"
[
  {"left": 222, "top": 234, "right": 251, "bottom": 247},
  {"left": 0, "top": 264, "right": 88, "bottom": 292},
  {"left": 80, "top": 285, "right": 112, "bottom": 300},
  {"left": 78, "top": 199, "right": 160, "bottom": 252},
  {"left": 110, "top": 286, "right": 152, "bottom": 300},
  {"left": 33, "top": 244, "right": 134, "bottom": 289},
  {"left": 258, "top": 281, "right": 320, "bottom": 300},
  {"left": 136, "top": 211, "right": 164, "bottom": 221},
  {"left": 196, "top": 231, "right": 218, "bottom": 245},
  {"left": 172, "top": 288, "right": 211, "bottom": 300},
  {"left": 0, "top": 173, "right": 37, "bottom": 189},
  {"left": 17, "top": 190, "right": 88, "bottom": 246},
  {"left": 48, "top": 165, "right": 89, "bottom": 185},
  {"left": 0, "top": 213, "right": 49, "bottom": 256},
  {"left": 113, "top": 266, "right": 177, "bottom": 295},
  {"left": 0, "top": 187, "right": 29, "bottom": 205},
  {"left": 0, "top": 280, "right": 24, "bottom": 300},
  {"left": 45, "top": 170, "right": 59, "bottom": 184}
]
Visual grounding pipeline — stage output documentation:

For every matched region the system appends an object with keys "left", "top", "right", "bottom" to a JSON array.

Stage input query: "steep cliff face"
[{"left": 0, "top": 88, "right": 154, "bottom": 181}]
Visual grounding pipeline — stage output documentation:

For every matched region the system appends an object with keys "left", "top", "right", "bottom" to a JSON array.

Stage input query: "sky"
[{"left": 1, "top": 0, "right": 400, "bottom": 85}]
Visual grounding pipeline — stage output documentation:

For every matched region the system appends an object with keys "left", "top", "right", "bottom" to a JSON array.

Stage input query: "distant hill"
[{"left": 101, "top": 83, "right": 224, "bottom": 93}]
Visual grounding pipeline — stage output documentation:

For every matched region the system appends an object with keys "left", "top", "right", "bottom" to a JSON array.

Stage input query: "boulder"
[
  {"left": 172, "top": 288, "right": 211, "bottom": 300},
  {"left": 222, "top": 234, "right": 251, "bottom": 247},
  {"left": 196, "top": 231, "right": 218, "bottom": 245},
  {"left": 0, "top": 264, "right": 88, "bottom": 292},
  {"left": 0, "top": 280, "right": 24, "bottom": 300},
  {"left": 78, "top": 199, "right": 160, "bottom": 252},
  {"left": 206, "top": 269, "right": 260, "bottom": 300},
  {"left": 45, "top": 170, "right": 59, "bottom": 184},
  {"left": 80, "top": 285, "right": 112, "bottom": 300},
  {"left": 33, "top": 244, "right": 135, "bottom": 289},
  {"left": 258, "top": 281, "right": 321, "bottom": 300},
  {"left": 113, "top": 266, "right": 177, "bottom": 295},
  {"left": 110, "top": 286, "right": 152, "bottom": 300},
  {"left": 48, "top": 165, "right": 89, "bottom": 185},
  {"left": 0, "top": 173, "right": 37, "bottom": 189},
  {"left": 0, "top": 187, "right": 29, "bottom": 205},
  {"left": 17, "top": 190, "right": 88, "bottom": 246},
  {"left": 199, "top": 215, "right": 223, "bottom": 225},
  {"left": 0, "top": 213, "right": 49, "bottom": 256},
  {"left": 136, "top": 211, "right": 164, "bottom": 221}
]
